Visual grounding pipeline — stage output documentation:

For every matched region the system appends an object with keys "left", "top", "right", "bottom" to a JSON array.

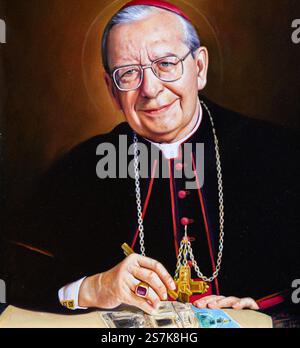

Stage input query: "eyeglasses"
[{"left": 111, "top": 50, "right": 192, "bottom": 92}]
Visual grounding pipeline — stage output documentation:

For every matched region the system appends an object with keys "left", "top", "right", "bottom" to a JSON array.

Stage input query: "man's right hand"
[{"left": 78, "top": 254, "right": 176, "bottom": 314}]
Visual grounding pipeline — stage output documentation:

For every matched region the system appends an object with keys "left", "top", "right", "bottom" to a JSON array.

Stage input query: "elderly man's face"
[{"left": 106, "top": 9, "right": 208, "bottom": 143}]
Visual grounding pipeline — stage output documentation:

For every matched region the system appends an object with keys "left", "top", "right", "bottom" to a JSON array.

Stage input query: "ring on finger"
[{"left": 135, "top": 282, "right": 150, "bottom": 298}]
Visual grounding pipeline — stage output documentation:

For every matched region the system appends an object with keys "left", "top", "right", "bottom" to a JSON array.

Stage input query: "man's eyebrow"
[
  {"left": 111, "top": 62, "right": 141, "bottom": 72},
  {"left": 111, "top": 52, "right": 179, "bottom": 71},
  {"left": 152, "top": 52, "right": 177, "bottom": 59}
]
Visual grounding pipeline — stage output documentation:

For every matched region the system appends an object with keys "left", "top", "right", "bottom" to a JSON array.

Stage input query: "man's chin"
[
  {"left": 142, "top": 128, "right": 182, "bottom": 143},
  {"left": 128, "top": 116, "right": 184, "bottom": 142}
]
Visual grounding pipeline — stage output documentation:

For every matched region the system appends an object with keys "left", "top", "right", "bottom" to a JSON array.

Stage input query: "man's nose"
[{"left": 140, "top": 67, "right": 164, "bottom": 99}]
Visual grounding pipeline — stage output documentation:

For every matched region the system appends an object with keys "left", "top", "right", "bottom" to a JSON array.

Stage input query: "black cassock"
[{"left": 4, "top": 97, "right": 299, "bottom": 313}]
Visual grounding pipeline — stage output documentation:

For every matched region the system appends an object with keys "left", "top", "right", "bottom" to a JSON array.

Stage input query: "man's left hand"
[{"left": 193, "top": 295, "right": 259, "bottom": 310}]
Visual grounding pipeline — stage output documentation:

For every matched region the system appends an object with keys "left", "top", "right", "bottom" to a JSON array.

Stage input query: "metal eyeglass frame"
[{"left": 111, "top": 50, "right": 192, "bottom": 92}]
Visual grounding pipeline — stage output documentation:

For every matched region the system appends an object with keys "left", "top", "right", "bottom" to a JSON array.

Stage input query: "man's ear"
[
  {"left": 104, "top": 72, "right": 122, "bottom": 111},
  {"left": 194, "top": 47, "right": 209, "bottom": 91}
]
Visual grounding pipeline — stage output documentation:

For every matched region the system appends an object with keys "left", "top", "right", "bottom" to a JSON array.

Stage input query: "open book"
[{"left": 0, "top": 302, "right": 272, "bottom": 328}]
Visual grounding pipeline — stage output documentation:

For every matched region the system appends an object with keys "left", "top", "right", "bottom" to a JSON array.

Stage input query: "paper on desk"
[{"left": 192, "top": 307, "right": 241, "bottom": 328}]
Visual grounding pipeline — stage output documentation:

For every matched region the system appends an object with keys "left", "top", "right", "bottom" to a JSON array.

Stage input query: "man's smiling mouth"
[{"left": 139, "top": 99, "right": 178, "bottom": 116}]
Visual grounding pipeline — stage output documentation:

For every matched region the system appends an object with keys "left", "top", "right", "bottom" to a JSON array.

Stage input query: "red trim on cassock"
[
  {"left": 257, "top": 290, "right": 290, "bottom": 310},
  {"left": 10, "top": 241, "right": 54, "bottom": 258},
  {"left": 169, "top": 160, "right": 179, "bottom": 256}
]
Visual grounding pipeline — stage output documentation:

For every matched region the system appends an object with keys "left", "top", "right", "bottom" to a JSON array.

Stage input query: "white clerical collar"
[{"left": 146, "top": 104, "right": 203, "bottom": 160}]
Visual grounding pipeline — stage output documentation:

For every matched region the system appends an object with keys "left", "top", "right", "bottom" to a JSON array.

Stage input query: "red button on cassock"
[
  {"left": 175, "top": 163, "right": 184, "bottom": 171},
  {"left": 178, "top": 190, "right": 189, "bottom": 199},
  {"left": 181, "top": 217, "right": 194, "bottom": 226}
]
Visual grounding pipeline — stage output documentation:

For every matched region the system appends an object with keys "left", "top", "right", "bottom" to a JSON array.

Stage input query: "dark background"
[{"left": 0, "top": 0, "right": 299, "bottom": 209}]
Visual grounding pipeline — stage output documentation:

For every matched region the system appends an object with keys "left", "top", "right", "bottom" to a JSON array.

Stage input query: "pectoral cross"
[
  {"left": 171, "top": 225, "right": 210, "bottom": 302},
  {"left": 169, "top": 266, "right": 209, "bottom": 303}
]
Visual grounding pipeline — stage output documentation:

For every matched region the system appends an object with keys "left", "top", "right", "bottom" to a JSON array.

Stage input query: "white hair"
[{"left": 101, "top": 5, "right": 201, "bottom": 73}]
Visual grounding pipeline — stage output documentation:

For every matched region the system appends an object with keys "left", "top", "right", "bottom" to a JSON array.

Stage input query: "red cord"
[{"left": 169, "top": 160, "right": 179, "bottom": 256}]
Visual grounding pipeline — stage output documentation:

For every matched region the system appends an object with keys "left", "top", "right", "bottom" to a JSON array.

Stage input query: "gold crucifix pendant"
[{"left": 169, "top": 266, "right": 209, "bottom": 303}]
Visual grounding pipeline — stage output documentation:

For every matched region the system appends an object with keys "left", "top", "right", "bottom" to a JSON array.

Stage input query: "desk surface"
[{"left": 0, "top": 304, "right": 273, "bottom": 328}]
